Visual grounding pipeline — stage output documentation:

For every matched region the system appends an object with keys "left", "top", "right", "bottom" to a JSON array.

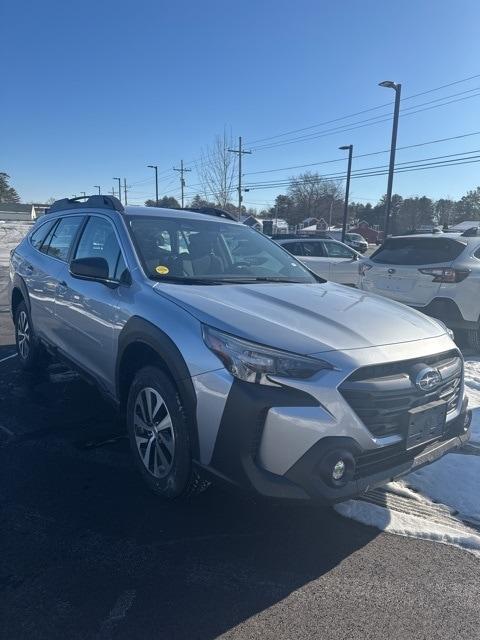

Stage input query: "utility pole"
[
  {"left": 228, "top": 136, "right": 252, "bottom": 219},
  {"left": 94, "top": 185, "right": 101, "bottom": 195},
  {"left": 113, "top": 177, "right": 121, "bottom": 202},
  {"left": 123, "top": 178, "right": 128, "bottom": 205},
  {"left": 80, "top": 191, "right": 86, "bottom": 198},
  {"left": 147, "top": 165, "right": 159, "bottom": 206},
  {"left": 339, "top": 145, "right": 353, "bottom": 243},
  {"left": 173, "top": 160, "right": 191, "bottom": 208},
  {"left": 111, "top": 188, "right": 115, "bottom": 196},
  {"left": 379, "top": 81, "right": 402, "bottom": 238}
]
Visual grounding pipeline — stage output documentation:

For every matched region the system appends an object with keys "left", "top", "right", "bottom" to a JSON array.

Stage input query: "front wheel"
[{"left": 126, "top": 366, "right": 209, "bottom": 499}]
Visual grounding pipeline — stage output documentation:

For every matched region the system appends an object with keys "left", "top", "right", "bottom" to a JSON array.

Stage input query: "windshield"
[
  {"left": 346, "top": 233, "right": 365, "bottom": 242},
  {"left": 127, "top": 216, "right": 317, "bottom": 283}
]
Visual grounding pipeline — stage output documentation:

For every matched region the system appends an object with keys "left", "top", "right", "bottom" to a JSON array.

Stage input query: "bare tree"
[
  {"left": 287, "top": 172, "right": 342, "bottom": 226},
  {"left": 197, "top": 131, "right": 237, "bottom": 208}
]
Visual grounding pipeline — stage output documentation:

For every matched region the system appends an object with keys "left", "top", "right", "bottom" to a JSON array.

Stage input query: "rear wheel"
[
  {"left": 126, "top": 366, "right": 208, "bottom": 499},
  {"left": 15, "top": 300, "right": 45, "bottom": 370}
]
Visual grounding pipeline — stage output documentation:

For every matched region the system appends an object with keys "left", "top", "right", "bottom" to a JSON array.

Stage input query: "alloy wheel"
[
  {"left": 17, "top": 310, "right": 30, "bottom": 360},
  {"left": 133, "top": 387, "right": 175, "bottom": 478}
]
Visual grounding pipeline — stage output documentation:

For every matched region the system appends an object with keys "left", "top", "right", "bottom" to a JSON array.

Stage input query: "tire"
[
  {"left": 466, "top": 327, "right": 480, "bottom": 352},
  {"left": 126, "top": 365, "right": 209, "bottom": 499},
  {"left": 14, "top": 300, "right": 45, "bottom": 371}
]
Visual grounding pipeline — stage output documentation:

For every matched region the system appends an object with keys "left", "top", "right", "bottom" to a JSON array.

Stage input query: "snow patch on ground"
[
  {"left": 336, "top": 500, "right": 480, "bottom": 557},
  {"left": 401, "top": 454, "right": 480, "bottom": 522},
  {"left": 337, "top": 356, "right": 480, "bottom": 555}
]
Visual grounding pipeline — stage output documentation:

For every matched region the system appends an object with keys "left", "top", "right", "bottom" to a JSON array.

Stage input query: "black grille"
[{"left": 340, "top": 350, "right": 463, "bottom": 439}]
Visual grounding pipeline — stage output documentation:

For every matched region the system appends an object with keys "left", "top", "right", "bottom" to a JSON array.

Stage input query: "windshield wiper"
[
  {"left": 151, "top": 275, "right": 227, "bottom": 285},
  {"left": 151, "top": 275, "right": 314, "bottom": 285}
]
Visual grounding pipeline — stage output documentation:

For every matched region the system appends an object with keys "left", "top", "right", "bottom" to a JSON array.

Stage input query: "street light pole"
[
  {"left": 147, "top": 165, "right": 159, "bottom": 206},
  {"left": 94, "top": 185, "right": 101, "bottom": 195},
  {"left": 339, "top": 145, "right": 353, "bottom": 243},
  {"left": 379, "top": 80, "right": 402, "bottom": 238}
]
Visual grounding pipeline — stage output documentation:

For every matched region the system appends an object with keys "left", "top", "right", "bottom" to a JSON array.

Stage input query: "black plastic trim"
[
  {"left": 208, "top": 379, "right": 318, "bottom": 499},
  {"left": 414, "top": 298, "right": 477, "bottom": 330},
  {"left": 11, "top": 274, "right": 31, "bottom": 316},
  {"left": 116, "top": 316, "right": 199, "bottom": 459}
]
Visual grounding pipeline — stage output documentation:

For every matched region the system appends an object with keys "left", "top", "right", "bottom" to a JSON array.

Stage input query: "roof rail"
[
  {"left": 461, "top": 226, "right": 479, "bottom": 237},
  {"left": 186, "top": 207, "right": 237, "bottom": 221},
  {"left": 47, "top": 195, "right": 124, "bottom": 214}
]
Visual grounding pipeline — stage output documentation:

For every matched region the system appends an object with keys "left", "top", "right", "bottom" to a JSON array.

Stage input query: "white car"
[
  {"left": 359, "top": 231, "right": 480, "bottom": 349},
  {"left": 276, "top": 236, "right": 363, "bottom": 286}
]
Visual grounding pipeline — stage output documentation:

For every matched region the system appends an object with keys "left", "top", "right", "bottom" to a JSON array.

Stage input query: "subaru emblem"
[
  {"left": 415, "top": 367, "right": 442, "bottom": 392},
  {"left": 388, "top": 268, "right": 396, "bottom": 275}
]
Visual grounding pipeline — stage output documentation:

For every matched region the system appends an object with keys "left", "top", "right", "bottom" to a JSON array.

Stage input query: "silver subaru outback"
[{"left": 9, "top": 196, "right": 471, "bottom": 503}]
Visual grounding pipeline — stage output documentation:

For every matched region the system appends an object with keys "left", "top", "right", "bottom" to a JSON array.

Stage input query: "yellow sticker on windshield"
[{"left": 155, "top": 265, "right": 169, "bottom": 275}]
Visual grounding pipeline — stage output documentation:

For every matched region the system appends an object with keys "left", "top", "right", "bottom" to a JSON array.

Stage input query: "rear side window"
[
  {"left": 282, "top": 241, "right": 303, "bottom": 256},
  {"left": 302, "top": 241, "right": 325, "bottom": 257},
  {"left": 41, "top": 216, "right": 84, "bottom": 261},
  {"left": 30, "top": 220, "right": 55, "bottom": 250},
  {"left": 371, "top": 237, "right": 466, "bottom": 265},
  {"left": 323, "top": 240, "right": 354, "bottom": 258}
]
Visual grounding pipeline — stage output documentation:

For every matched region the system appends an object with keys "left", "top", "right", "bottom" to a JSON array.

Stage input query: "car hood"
[{"left": 152, "top": 281, "right": 446, "bottom": 354}]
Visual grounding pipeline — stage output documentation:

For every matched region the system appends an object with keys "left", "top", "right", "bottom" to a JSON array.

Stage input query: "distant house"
[
  {"left": 0, "top": 203, "right": 49, "bottom": 221},
  {"left": 300, "top": 218, "right": 329, "bottom": 233},
  {"left": 349, "top": 220, "right": 381, "bottom": 243},
  {"left": 241, "top": 215, "right": 263, "bottom": 232}
]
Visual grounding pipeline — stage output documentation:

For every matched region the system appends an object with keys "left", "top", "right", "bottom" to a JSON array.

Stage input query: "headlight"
[
  {"left": 203, "top": 326, "right": 331, "bottom": 385},
  {"left": 435, "top": 319, "right": 454, "bottom": 340}
]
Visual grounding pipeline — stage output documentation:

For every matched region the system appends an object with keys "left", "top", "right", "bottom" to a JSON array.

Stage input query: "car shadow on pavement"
[{"left": 0, "top": 353, "right": 380, "bottom": 640}]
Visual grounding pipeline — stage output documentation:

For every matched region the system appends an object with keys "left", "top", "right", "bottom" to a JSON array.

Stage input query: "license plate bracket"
[{"left": 405, "top": 399, "right": 447, "bottom": 450}]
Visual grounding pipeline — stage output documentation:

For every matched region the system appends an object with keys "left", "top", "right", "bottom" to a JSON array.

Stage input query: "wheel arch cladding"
[
  {"left": 11, "top": 276, "right": 30, "bottom": 316},
  {"left": 116, "top": 316, "right": 200, "bottom": 459}
]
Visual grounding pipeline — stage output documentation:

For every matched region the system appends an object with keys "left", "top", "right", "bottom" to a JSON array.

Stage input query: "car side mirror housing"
[{"left": 70, "top": 257, "right": 110, "bottom": 281}]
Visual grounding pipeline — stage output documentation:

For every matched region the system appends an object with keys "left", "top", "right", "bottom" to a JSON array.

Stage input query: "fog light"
[{"left": 332, "top": 459, "right": 346, "bottom": 481}]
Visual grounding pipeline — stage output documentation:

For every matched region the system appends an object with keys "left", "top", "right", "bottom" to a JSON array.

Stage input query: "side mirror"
[{"left": 70, "top": 257, "right": 109, "bottom": 281}]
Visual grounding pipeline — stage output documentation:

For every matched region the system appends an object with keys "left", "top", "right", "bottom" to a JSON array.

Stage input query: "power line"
[
  {"left": 244, "top": 73, "right": 480, "bottom": 147},
  {"left": 244, "top": 129, "right": 480, "bottom": 176},
  {"left": 242, "top": 150, "right": 480, "bottom": 191},
  {"left": 250, "top": 89, "right": 480, "bottom": 152},
  {"left": 247, "top": 148, "right": 480, "bottom": 188}
]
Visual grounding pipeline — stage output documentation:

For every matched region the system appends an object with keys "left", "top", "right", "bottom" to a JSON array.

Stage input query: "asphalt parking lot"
[{"left": 1, "top": 227, "right": 480, "bottom": 639}]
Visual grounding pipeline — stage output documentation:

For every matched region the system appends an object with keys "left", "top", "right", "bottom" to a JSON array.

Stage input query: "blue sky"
[{"left": 2, "top": 0, "right": 480, "bottom": 208}]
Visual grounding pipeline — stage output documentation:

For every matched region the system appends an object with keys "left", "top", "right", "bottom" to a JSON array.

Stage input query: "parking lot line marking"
[{"left": 0, "top": 353, "right": 17, "bottom": 364}]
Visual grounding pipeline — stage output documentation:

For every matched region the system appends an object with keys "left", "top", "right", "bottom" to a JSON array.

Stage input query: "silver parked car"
[
  {"left": 275, "top": 236, "right": 363, "bottom": 286},
  {"left": 9, "top": 196, "right": 470, "bottom": 503}
]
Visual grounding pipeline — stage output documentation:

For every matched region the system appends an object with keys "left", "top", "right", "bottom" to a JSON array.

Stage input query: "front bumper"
[
  {"left": 284, "top": 411, "right": 471, "bottom": 504},
  {"left": 201, "top": 375, "right": 470, "bottom": 505}
]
